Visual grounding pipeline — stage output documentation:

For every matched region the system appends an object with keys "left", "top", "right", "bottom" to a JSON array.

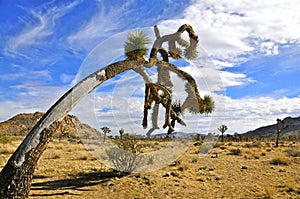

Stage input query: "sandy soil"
[{"left": 1, "top": 138, "right": 299, "bottom": 199}]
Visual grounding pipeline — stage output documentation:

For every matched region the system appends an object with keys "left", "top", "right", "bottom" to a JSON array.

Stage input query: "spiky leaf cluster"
[
  {"left": 172, "top": 100, "right": 182, "bottom": 116},
  {"left": 203, "top": 95, "right": 215, "bottom": 114},
  {"left": 184, "top": 47, "right": 198, "bottom": 60},
  {"left": 188, "top": 95, "right": 215, "bottom": 115},
  {"left": 124, "top": 30, "right": 151, "bottom": 60}
]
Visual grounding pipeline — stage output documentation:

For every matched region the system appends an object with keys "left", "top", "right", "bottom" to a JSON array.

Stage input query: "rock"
[
  {"left": 208, "top": 168, "right": 214, "bottom": 171},
  {"left": 107, "top": 182, "right": 115, "bottom": 187},
  {"left": 163, "top": 172, "right": 170, "bottom": 177},
  {"left": 197, "top": 178, "right": 205, "bottom": 182},
  {"left": 145, "top": 180, "right": 151, "bottom": 186},
  {"left": 211, "top": 153, "right": 219, "bottom": 158},
  {"left": 278, "top": 169, "right": 286, "bottom": 172},
  {"left": 199, "top": 166, "right": 207, "bottom": 170},
  {"left": 143, "top": 176, "right": 150, "bottom": 181},
  {"left": 241, "top": 166, "right": 248, "bottom": 170},
  {"left": 171, "top": 172, "right": 179, "bottom": 177},
  {"left": 215, "top": 176, "right": 222, "bottom": 181},
  {"left": 135, "top": 174, "right": 141, "bottom": 178}
]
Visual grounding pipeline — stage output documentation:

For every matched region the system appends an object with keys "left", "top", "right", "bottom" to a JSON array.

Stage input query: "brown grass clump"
[
  {"left": 270, "top": 156, "right": 289, "bottom": 166},
  {"left": 285, "top": 148, "right": 300, "bottom": 157},
  {"left": 243, "top": 141, "right": 262, "bottom": 148},
  {"left": 228, "top": 148, "right": 242, "bottom": 156}
]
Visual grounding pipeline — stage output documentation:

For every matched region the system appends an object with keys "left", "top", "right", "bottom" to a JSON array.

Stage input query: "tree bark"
[{"left": 0, "top": 60, "right": 140, "bottom": 198}]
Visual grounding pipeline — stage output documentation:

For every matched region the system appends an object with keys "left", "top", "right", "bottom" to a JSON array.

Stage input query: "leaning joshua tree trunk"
[
  {"left": 0, "top": 60, "right": 141, "bottom": 198},
  {"left": 0, "top": 24, "right": 214, "bottom": 198}
]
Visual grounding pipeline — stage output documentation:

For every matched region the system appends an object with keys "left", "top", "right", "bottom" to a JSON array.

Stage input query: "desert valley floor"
[{"left": 1, "top": 137, "right": 300, "bottom": 199}]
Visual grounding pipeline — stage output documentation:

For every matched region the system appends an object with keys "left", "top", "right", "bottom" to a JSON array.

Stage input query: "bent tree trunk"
[
  {"left": 0, "top": 60, "right": 140, "bottom": 198},
  {"left": 0, "top": 24, "right": 208, "bottom": 198}
]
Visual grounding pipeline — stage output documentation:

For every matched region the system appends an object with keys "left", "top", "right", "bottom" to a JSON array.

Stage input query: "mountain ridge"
[
  {"left": 0, "top": 112, "right": 100, "bottom": 139},
  {"left": 1, "top": 113, "right": 300, "bottom": 138},
  {"left": 244, "top": 116, "right": 300, "bottom": 137}
]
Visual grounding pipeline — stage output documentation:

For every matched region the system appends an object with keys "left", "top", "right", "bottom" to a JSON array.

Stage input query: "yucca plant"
[
  {"left": 172, "top": 100, "right": 183, "bottom": 116},
  {"left": 124, "top": 30, "right": 151, "bottom": 60},
  {"left": 188, "top": 95, "right": 215, "bottom": 115},
  {"left": 203, "top": 95, "right": 215, "bottom": 114}
]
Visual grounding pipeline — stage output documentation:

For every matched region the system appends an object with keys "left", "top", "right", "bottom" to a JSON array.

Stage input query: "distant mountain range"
[
  {"left": 0, "top": 112, "right": 100, "bottom": 138},
  {"left": 244, "top": 116, "right": 300, "bottom": 137},
  {"left": 1, "top": 113, "right": 300, "bottom": 138}
]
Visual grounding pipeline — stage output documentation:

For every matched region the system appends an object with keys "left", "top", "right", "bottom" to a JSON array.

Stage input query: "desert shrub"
[
  {"left": 229, "top": 148, "right": 242, "bottom": 155},
  {"left": 252, "top": 141, "right": 262, "bottom": 148},
  {"left": 213, "top": 142, "right": 223, "bottom": 148},
  {"left": 261, "top": 152, "right": 266, "bottom": 156},
  {"left": 244, "top": 141, "right": 262, "bottom": 148},
  {"left": 106, "top": 135, "right": 152, "bottom": 173},
  {"left": 0, "top": 147, "right": 15, "bottom": 154},
  {"left": 172, "top": 159, "right": 181, "bottom": 166},
  {"left": 193, "top": 141, "right": 202, "bottom": 147},
  {"left": 270, "top": 157, "right": 289, "bottom": 166},
  {"left": 79, "top": 156, "right": 88, "bottom": 160},
  {"left": 220, "top": 146, "right": 227, "bottom": 150},
  {"left": 0, "top": 135, "right": 12, "bottom": 144},
  {"left": 199, "top": 143, "right": 213, "bottom": 154},
  {"left": 265, "top": 142, "right": 271, "bottom": 147},
  {"left": 266, "top": 148, "right": 272, "bottom": 152},
  {"left": 178, "top": 163, "right": 190, "bottom": 171},
  {"left": 46, "top": 152, "right": 61, "bottom": 159},
  {"left": 285, "top": 148, "right": 300, "bottom": 157},
  {"left": 261, "top": 187, "right": 274, "bottom": 199}
]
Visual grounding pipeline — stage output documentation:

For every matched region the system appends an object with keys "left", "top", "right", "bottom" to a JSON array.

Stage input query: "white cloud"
[
  {"left": 4, "top": 1, "right": 81, "bottom": 57},
  {"left": 260, "top": 41, "right": 279, "bottom": 56},
  {"left": 0, "top": 70, "right": 52, "bottom": 81},
  {"left": 60, "top": 73, "right": 75, "bottom": 84},
  {"left": 219, "top": 71, "right": 255, "bottom": 87},
  {"left": 158, "top": 0, "right": 300, "bottom": 67},
  {"left": 0, "top": 83, "right": 67, "bottom": 121},
  {"left": 222, "top": 95, "right": 300, "bottom": 133},
  {"left": 71, "top": 76, "right": 300, "bottom": 135},
  {"left": 67, "top": 1, "right": 134, "bottom": 52}
]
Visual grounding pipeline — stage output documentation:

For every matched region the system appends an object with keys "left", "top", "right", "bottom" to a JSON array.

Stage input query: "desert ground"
[{"left": 0, "top": 136, "right": 299, "bottom": 199}]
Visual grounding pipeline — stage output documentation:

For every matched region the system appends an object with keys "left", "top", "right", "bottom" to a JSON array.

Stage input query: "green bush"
[{"left": 0, "top": 135, "right": 12, "bottom": 144}]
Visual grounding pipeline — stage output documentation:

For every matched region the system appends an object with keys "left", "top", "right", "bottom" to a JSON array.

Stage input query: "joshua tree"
[
  {"left": 275, "top": 118, "right": 289, "bottom": 147},
  {"left": 119, "top": 128, "right": 125, "bottom": 139},
  {"left": 0, "top": 24, "right": 214, "bottom": 198},
  {"left": 218, "top": 124, "right": 228, "bottom": 142},
  {"left": 101, "top": 126, "right": 111, "bottom": 142}
]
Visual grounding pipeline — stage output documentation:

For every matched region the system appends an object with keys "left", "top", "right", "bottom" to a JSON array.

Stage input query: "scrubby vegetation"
[{"left": 1, "top": 133, "right": 299, "bottom": 198}]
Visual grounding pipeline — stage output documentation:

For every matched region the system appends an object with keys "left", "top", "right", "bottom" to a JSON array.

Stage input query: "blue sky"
[{"left": 0, "top": 0, "right": 300, "bottom": 134}]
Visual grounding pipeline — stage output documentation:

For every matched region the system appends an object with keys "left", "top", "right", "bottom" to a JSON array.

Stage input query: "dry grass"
[
  {"left": 269, "top": 155, "right": 289, "bottom": 166},
  {"left": 0, "top": 138, "right": 300, "bottom": 199}
]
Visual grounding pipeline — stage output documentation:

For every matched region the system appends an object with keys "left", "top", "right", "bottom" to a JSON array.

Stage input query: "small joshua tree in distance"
[
  {"left": 101, "top": 126, "right": 111, "bottom": 142},
  {"left": 218, "top": 124, "right": 228, "bottom": 142},
  {"left": 275, "top": 118, "right": 289, "bottom": 147},
  {"left": 119, "top": 128, "right": 125, "bottom": 139}
]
